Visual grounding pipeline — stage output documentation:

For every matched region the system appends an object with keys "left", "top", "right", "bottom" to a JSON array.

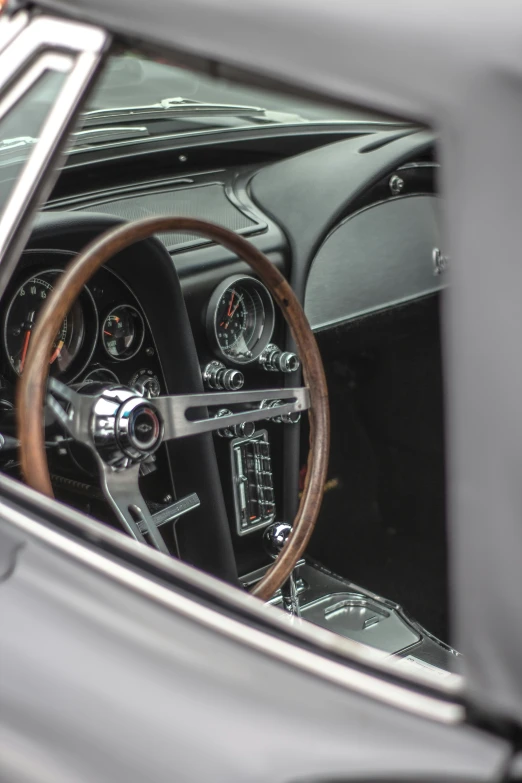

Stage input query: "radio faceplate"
[{"left": 230, "top": 429, "right": 276, "bottom": 535}]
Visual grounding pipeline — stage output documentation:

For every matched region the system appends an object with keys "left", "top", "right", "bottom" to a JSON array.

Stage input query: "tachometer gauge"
[
  {"left": 3, "top": 269, "right": 85, "bottom": 377},
  {"left": 207, "top": 276, "right": 275, "bottom": 365},
  {"left": 102, "top": 304, "right": 144, "bottom": 360}
]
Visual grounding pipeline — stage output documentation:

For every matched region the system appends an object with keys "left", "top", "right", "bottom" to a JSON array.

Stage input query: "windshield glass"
[{"left": 81, "top": 53, "right": 397, "bottom": 132}]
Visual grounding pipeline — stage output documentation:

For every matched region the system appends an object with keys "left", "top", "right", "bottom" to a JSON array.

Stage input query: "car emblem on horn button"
[{"left": 91, "top": 388, "right": 164, "bottom": 468}]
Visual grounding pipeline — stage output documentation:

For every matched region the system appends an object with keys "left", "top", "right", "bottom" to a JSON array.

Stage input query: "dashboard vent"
[{"left": 73, "top": 183, "right": 259, "bottom": 251}]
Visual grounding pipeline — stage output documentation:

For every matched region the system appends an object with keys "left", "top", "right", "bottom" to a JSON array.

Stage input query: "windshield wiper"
[
  {"left": 81, "top": 97, "right": 272, "bottom": 128},
  {"left": 70, "top": 126, "right": 150, "bottom": 145}
]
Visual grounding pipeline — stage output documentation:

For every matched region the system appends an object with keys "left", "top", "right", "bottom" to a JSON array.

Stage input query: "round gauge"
[
  {"left": 207, "top": 276, "right": 275, "bottom": 365},
  {"left": 102, "top": 305, "right": 144, "bottom": 361},
  {"left": 3, "top": 269, "right": 85, "bottom": 377}
]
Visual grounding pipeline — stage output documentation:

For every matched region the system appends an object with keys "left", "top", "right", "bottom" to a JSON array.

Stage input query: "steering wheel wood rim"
[{"left": 17, "top": 218, "right": 329, "bottom": 601}]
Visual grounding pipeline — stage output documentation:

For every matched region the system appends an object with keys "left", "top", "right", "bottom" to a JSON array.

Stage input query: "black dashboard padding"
[
  {"left": 250, "top": 129, "right": 434, "bottom": 521},
  {"left": 73, "top": 183, "right": 257, "bottom": 251},
  {"left": 305, "top": 195, "right": 441, "bottom": 328},
  {"left": 28, "top": 212, "right": 239, "bottom": 584},
  {"left": 250, "top": 129, "right": 434, "bottom": 302}
]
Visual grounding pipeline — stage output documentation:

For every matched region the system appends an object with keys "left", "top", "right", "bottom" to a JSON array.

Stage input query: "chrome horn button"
[
  {"left": 117, "top": 398, "right": 162, "bottom": 456},
  {"left": 91, "top": 387, "right": 164, "bottom": 467}
]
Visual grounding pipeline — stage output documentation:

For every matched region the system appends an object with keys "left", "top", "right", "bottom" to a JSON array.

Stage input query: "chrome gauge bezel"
[
  {"left": 3, "top": 268, "right": 98, "bottom": 382},
  {"left": 206, "top": 275, "right": 275, "bottom": 365},
  {"left": 101, "top": 304, "right": 145, "bottom": 362}
]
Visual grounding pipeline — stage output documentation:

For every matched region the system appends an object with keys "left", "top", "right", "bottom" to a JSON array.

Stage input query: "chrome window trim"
[
  {"left": 0, "top": 484, "right": 463, "bottom": 725},
  {"left": 0, "top": 13, "right": 109, "bottom": 299},
  {"left": 0, "top": 52, "right": 73, "bottom": 126},
  {"left": 0, "top": 10, "right": 29, "bottom": 54},
  {"left": 0, "top": 16, "right": 106, "bottom": 98}
]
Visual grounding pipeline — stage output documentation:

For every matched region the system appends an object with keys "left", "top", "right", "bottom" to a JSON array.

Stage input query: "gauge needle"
[
  {"left": 227, "top": 291, "right": 235, "bottom": 316},
  {"left": 49, "top": 340, "right": 64, "bottom": 365},
  {"left": 18, "top": 330, "right": 31, "bottom": 373},
  {"left": 222, "top": 294, "right": 243, "bottom": 329},
  {"left": 230, "top": 298, "right": 242, "bottom": 318}
]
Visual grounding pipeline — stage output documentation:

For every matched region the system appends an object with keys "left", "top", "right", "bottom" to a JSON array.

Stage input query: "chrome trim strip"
[
  {"left": 398, "top": 161, "right": 440, "bottom": 170},
  {"left": 0, "top": 11, "right": 29, "bottom": 54},
  {"left": 0, "top": 497, "right": 463, "bottom": 724}
]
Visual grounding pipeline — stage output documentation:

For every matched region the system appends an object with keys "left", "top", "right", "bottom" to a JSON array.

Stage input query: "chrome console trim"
[{"left": 243, "top": 560, "right": 461, "bottom": 675}]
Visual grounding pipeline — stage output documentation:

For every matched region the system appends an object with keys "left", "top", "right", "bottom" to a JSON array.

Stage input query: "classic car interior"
[{"left": 0, "top": 50, "right": 455, "bottom": 678}]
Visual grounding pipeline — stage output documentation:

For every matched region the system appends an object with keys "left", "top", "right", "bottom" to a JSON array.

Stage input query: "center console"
[{"left": 242, "top": 557, "right": 461, "bottom": 678}]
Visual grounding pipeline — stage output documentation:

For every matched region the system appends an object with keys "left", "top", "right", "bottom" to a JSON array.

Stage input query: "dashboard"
[{"left": 0, "top": 125, "right": 441, "bottom": 583}]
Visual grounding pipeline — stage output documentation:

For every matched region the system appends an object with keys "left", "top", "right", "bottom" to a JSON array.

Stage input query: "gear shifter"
[{"left": 263, "top": 522, "right": 301, "bottom": 617}]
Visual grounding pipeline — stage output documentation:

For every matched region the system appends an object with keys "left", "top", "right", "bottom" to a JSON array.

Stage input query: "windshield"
[
  {"left": 0, "top": 52, "right": 404, "bottom": 159},
  {"left": 81, "top": 53, "right": 397, "bottom": 131}
]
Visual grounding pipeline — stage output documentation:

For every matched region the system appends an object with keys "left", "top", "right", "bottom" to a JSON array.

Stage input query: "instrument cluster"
[{"left": 1, "top": 260, "right": 163, "bottom": 397}]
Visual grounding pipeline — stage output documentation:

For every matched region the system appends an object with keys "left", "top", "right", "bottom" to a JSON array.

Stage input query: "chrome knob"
[
  {"left": 236, "top": 420, "right": 256, "bottom": 438},
  {"left": 263, "top": 522, "right": 292, "bottom": 560},
  {"left": 279, "top": 352, "right": 300, "bottom": 373},
  {"left": 263, "top": 522, "right": 301, "bottom": 618},
  {"left": 259, "top": 344, "right": 300, "bottom": 373},
  {"left": 203, "top": 361, "right": 245, "bottom": 391},
  {"left": 215, "top": 408, "right": 255, "bottom": 439},
  {"left": 260, "top": 398, "right": 301, "bottom": 425},
  {"left": 222, "top": 368, "right": 244, "bottom": 391},
  {"left": 130, "top": 369, "right": 161, "bottom": 398}
]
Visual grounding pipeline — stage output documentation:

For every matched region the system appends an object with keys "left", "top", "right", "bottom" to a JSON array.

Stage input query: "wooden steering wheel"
[{"left": 16, "top": 218, "right": 329, "bottom": 601}]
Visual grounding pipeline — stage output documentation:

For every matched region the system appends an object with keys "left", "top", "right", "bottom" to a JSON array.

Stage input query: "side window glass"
[{"left": 0, "top": 69, "right": 66, "bottom": 208}]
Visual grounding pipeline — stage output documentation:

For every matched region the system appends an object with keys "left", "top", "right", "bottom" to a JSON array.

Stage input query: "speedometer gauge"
[
  {"left": 206, "top": 276, "right": 275, "bottom": 365},
  {"left": 3, "top": 269, "right": 86, "bottom": 377}
]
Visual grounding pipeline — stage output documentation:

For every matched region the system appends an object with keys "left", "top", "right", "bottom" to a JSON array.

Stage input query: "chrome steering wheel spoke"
[
  {"left": 47, "top": 378, "right": 170, "bottom": 553},
  {"left": 44, "top": 379, "right": 307, "bottom": 558},
  {"left": 97, "top": 461, "right": 169, "bottom": 554},
  {"left": 155, "top": 386, "right": 310, "bottom": 440},
  {"left": 46, "top": 376, "right": 95, "bottom": 441}
]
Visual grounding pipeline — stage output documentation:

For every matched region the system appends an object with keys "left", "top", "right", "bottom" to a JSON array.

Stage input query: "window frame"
[
  {"left": 0, "top": 8, "right": 465, "bottom": 723},
  {"left": 0, "top": 10, "right": 109, "bottom": 300}
]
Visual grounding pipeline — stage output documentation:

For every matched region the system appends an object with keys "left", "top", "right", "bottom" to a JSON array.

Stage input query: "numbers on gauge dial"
[{"left": 4, "top": 275, "right": 68, "bottom": 375}]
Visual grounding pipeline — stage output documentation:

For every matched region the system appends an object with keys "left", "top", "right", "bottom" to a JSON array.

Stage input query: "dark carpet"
[{"left": 307, "top": 295, "right": 450, "bottom": 643}]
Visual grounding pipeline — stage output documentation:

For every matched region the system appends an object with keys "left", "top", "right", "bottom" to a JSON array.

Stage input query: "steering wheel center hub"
[{"left": 91, "top": 387, "right": 163, "bottom": 467}]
